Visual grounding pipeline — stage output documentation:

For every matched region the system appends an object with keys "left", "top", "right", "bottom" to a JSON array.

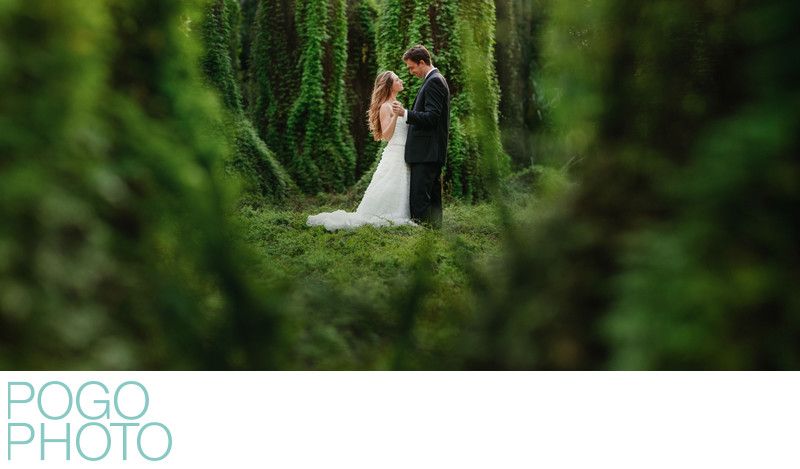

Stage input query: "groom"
[{"left": 392, "top": 45, "right": 450, "bottom": 229}]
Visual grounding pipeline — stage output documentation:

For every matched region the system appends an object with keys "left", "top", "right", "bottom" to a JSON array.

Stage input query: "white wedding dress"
[{"left": 307, "top": 116, "right": 416, "bottom": 231}]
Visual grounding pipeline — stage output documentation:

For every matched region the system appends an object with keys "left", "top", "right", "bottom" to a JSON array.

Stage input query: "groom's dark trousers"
[
  {"left": 409, "top": 163, "right": 443, "bottom": 229},
  {"left": 405, "top": 68, "right": 450, "bottom": 229}
]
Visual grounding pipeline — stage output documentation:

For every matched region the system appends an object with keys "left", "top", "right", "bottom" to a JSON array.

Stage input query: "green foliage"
[
  {"left": 226, "top": 118, "right": 295, "bottom": 205},
  {"left": 236, "top": 191, "right": 517, "bottom": 369},
  {"left": 250, "top": 0, "right": 300, "bottom": 165},
  {"left": 494, "top": 0, "right": 549, "bottom": 167},
  {"left": 459, "top": 0, "right": 508, "bottom": 193},
  {"left": 224, "top": 0, "right": 242, "bottom": 83},
  {"left": 8, "top": 0, "right": 796, "bottom": 371},
  {"left": 457, "top": 0, "right": 800, "bottom": 369},
  {"left": 345, "top": 0, "right": 382, "bottom": 178},
  {"left": 248, "top": 0, "right": 360, "bottom": 194},
  {"left": 0, "top": 0, "right": 288, "bottom": 369},
  {"left": 235, "top": 0, "right": 260, "bottom": 109},
  {"left": 376, "top": 0, "right": 509, "bottom": 202},
  {"left": 602, "top": 1, "right": 800, "bottom": 369},
  {"left": 286, "top": 0, "right": 357, "bottom": 193},
  {"left": 201, "top": 0, "right": 243, "bottom": 112},
  {"left": 200, "top": 0, "right": 292, "bottom": 205}
]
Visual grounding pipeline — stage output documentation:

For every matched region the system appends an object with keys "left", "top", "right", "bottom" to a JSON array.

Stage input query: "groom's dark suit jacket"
[{"left": 405, "top": 69, "right": 450, "bottom": 165}]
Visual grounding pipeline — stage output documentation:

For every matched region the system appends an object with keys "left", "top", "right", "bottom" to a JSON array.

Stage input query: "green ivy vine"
[{"left": 201, "top": 0, "right": 292, "bottom": 204}]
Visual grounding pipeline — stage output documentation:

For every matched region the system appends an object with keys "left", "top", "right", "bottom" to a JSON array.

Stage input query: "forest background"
[{"left": 1, "top": 0, "right": 798, "bottom": 369}]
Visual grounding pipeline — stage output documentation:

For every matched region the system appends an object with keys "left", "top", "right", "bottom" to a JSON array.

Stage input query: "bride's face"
[{"left": 391, "top": 74, "right": 404, "bottom": 93}]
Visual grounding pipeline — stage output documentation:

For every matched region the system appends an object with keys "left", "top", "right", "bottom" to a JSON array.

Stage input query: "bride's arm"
[{"left": 379, "top": 103, "right": 398, "bottom": 141}]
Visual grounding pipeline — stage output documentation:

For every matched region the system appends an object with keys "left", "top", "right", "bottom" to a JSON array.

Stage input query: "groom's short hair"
[{"left": 403, "top": 45, "right": 431, "bottom": 65}]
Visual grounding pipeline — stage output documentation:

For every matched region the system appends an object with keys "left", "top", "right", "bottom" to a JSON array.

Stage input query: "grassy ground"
[{"left": 235, "top": 166, "right": 563, "bottom": 369}]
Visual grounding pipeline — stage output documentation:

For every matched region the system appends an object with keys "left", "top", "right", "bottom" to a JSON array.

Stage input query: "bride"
[{"left": 306, "top": 71, "right": 416, "bottom": 231}]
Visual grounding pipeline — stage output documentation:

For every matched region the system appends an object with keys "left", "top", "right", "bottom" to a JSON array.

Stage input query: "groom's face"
[{"left": 405, "top": 59, "right": 424, "bottom": 79}]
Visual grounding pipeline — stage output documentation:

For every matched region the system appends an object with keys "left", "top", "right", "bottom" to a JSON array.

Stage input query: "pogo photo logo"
[{"left": 7, "top": 381, "right": 172, "bottom": 462}]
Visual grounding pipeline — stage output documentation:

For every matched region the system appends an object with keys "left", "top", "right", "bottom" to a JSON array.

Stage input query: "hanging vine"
[
  {"left": 345, "top": 0, "right": 381, "bottom": 179},
  {"left": 200, "top": 0, "right": 292, "bottom": 204},
  {"left": 286, "top": 0, "right": 356, "bottom": 193},
  {"left": 251, "top": 0, "right": 300, "bottom": 166},
  {"left": 201, "top": 0, "right": 242, "bottom": 112}
]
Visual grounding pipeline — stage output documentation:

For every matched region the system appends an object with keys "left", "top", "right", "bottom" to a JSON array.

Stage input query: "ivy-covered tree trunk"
[
  {"left": 250, "top": 0, "right": 300, "bottom": 167},
  {"left": 376, "top": 0, "right": 509, "bottom": 201},
  {"left": 201, "top": 0, "right": 292, "bottom": 204},
  {"left": 286, "top": 0, "right": 357, "bottom": 193}
]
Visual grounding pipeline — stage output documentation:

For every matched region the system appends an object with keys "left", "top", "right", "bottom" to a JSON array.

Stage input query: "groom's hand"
[{"left": 391, "top": 101, "right": 404, "bottom": 116}]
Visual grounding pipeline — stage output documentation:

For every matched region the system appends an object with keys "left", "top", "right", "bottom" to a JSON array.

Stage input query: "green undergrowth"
[{"left": 234, "top": 165, "right": 565, "bottom": 369}]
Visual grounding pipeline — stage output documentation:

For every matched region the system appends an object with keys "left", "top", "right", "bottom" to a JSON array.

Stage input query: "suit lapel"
[{"left": 412, "top": 69, "right": 437, "bottom": 109}]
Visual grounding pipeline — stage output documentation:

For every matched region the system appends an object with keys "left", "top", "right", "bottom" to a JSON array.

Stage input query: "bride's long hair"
[{"left": 368, "top": 71, "right": 395, "bottom": 141}]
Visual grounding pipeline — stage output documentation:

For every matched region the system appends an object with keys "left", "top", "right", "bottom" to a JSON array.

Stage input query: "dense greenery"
[
  {"left": 2, "top": 0, "right": 798, "bottom": 370},
  {"left": 250, "top": 0, "right": 300, "bottom": 168},
  {"left": 233, "top": 164, "right": 547, "bottom": 369},
  {"left": 494, "top": 0, "right": 549, "bottom": 167},
  {"left": 345, "top": 0, "right": 382, "bottom": 178},
  {"left": 201, "top": 0, "right": 292, "bottom": 204},
  {"left": 248, "top": 0, "right": 360, "bottom": 194},
  {"left": 286, "top": 0, "right": 357, "bottom": 193},
  {"left": 0, "top": 0, "right": 287, "bottom": 368},
  {"left": 454, "top": 0, "right": 800, "bottom": 369}
]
